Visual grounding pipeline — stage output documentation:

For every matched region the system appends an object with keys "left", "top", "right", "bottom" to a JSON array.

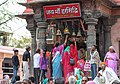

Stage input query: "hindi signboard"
[{"left": 43, "top": 3, "right": 81, "bottom": 20}]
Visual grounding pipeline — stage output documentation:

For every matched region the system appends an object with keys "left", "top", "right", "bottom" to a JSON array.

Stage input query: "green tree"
[
  {"left": 0, "top": 0, "right": 14, "bottom": 31},
  {"left": 11, "top": 36, "right": 31, "bottom": 48},
  {"left": 0, "top": 0, "right": 28, "bottom": 46},
  {"left": 0, "top": 0, "right": 18, "bottom": 46}
]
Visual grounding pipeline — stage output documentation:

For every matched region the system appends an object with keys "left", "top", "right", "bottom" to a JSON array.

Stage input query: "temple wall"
[
  {"left": 98, "top": 3, "right": 112, "bottom": 15},
  {"left": 111, "top": 18, "right": 120, "bottom": 57},
  {"left": 112, "top": 8, "right": 120, "bottom": 16}
]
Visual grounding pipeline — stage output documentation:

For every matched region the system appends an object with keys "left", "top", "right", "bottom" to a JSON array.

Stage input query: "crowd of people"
[{"left": 10, "top": 35, "right": 120, "bottom": 84}]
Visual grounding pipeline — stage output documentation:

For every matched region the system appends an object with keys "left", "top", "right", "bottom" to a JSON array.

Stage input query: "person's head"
[
  {"left": 46, "top": 51, "right": 51, "bottom": 57},
  {"left": 40, "top": 49, "right": 43, "bottom": 55},
  {"left": 23, "top": 79, "right": 31, "bottom": 84},
  {"left": 43, "top": 49, "right": 47, "bottom": 57},
  {"left": 109, "top": 46, "right": 115, "bottom": 53},
  {"left": 55, "top": 42, "right": 59, "bottom": 47},
  {"left": 80, "top": 48, "right": 85, "bottom": 53},
  {"left": 4, "top": 74, "right": 9, "bottom": 80},
  {"left": 36, "top": 49, "right": 40, "bottom": 54},
  {"left": 26, "top": 46, "right": 31, "bottom": 51},
  {"left": 13, "top": 49, "right": 19, "bottom": 55},
  {"left": 15, "top": 76, "right": 20, "bottom": 81},
  {"left": 100, "top": 62, "right": 107, "bottom": 71},
  {"left": 68, "top": 75, "right": 76, "bottom": 84},
  {"left": 69, "top": 38, "right": 75, "bottom": 46},
  {"left": 82, "top": 76, "right": 89, "bottom": 84},
  {"left": 48, "top": 78, "right": 54, "bottom": 84},
  {"left": 86, "top": 81, "right": 96, "bottom": 84},
  {"left": 91, "top": 45, "right": 97, "bottom": 51},
  {"left": 28, "top": 77, "right": 34, "bottom": 83},
  {"left": 55, "top": 77, "right": 64, "bottom": 84}
]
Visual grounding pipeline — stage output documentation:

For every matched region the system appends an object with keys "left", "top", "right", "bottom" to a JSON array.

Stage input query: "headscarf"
[
  {"left": 109, "top": 46, "right": 115, "bottom": 52},
  {"left": 77, "top": 59, "right": 85, "bottom": 70},
  {"left": 64, "top": 46, "right": 70, "bottom": 53},
  {"left": 70, "top": 44, "right": 78, "bottom": 58},
  {"left": 100, "top": 62, "right": 107, "bottom": 67},
  {"left": 86, "top": 81, "right": 96, "bottom": 84},
  {"left": 53, "top": 47, "right": 57, "bottom": 53},
  {"left": 46, "top": 51, "right": 50, "bottom": 57},
  {"left": 59, "top": 45, "right": 64, "bottom": 55}
]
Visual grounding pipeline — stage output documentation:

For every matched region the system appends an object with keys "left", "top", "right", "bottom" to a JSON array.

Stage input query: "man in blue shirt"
[{"left": 11, "top": 49, "right": 19, "bottom": 84}]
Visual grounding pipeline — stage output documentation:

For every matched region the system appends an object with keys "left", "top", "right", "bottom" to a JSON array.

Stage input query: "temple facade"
[{"left": 16, "top": 0, "right": 120, "bottom": 76}]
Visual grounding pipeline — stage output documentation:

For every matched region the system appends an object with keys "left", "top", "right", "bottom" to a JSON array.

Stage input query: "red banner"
[{"left": 43, "top": 3, "right": 81, "bottom": 20}]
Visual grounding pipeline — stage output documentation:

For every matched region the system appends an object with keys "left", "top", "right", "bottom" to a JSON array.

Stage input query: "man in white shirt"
[
  {"left": 90, "top": 45, "right": 100, "bottom": 80},
  {"left": 94, "top": 62, "right": 120, "bottom": 84},
  {"left": 33, "top": 49, "right": 41, "bottom": 84}
]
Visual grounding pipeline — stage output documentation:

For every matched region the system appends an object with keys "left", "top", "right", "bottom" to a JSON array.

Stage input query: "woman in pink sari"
[{"left": 104, "top": 46, "right": 119, "bottom": 74}]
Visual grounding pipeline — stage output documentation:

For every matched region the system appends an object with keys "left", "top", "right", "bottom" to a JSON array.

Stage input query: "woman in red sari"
[
  {"left": 62, "top": 39, "right": 78, "bottom": 83},
  {"left": 70, "top": 43, "right": 78, "bottom": 68},
  {"left": 62, "top": 46, "right": 73, "bottom": 82}
]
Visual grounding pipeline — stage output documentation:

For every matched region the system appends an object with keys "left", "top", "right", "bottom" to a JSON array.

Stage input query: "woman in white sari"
[{"left": 93, "top": 62, "right": 120, "bottom": 84}]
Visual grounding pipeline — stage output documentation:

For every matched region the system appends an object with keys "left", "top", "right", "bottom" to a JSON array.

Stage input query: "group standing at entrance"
[{"left": 11, "top": 35, "right": 120, "bottom": 84}]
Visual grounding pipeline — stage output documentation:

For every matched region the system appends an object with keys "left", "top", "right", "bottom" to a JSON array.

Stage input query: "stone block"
[{"left": 37, "top": 22, "right": 48, "bottom": 28}]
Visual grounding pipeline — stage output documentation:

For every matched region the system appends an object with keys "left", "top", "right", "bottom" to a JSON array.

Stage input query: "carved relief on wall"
[
  {"left": 82, "top": 0, "right": 93, "bottom": 10},
  {"left": 82, "top": 0, "right": 101, "bottom": 10},
  {"left": 33, "top": 7, "right": 44, "bottom": 22},
  {"left": 116, "top": 37, "right": 120, "bottom": 42},
  {"left": 27, "top": 17, "right": 34, "bottom": 24},
  {"left": 82, "top": 0, "right": 103, "bottom": 20},
  {"left": 46, "top": 25, "right": 54, "bottom": 40},
  {"left": 36, "top": 28, "right": 46, "bottom": 39},
  {"left": 26, "top": 17, "right": 34, "bottom": 29},
  {"left": 95, "top": 0, "right": 101, "bottom": 9}
]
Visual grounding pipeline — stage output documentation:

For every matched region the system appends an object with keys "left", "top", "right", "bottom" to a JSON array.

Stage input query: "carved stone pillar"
[
  {"left": 85, "top": 17, "right": 98, "bottom": 60},
  {"left": 83, "top": 8, "right": 101, "bottom": 60},
  {"left": 26, "top": 16, "right": 36, "bottom": 75},
  {"left": 33, "top": 6, "right": 48, "bottom": 50}
]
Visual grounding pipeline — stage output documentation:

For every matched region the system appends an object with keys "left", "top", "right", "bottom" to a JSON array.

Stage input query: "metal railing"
[
  {"left": 2, "top": 67, "right": 13, "bottom": 69},
  {"left": 0, "top": 67, "right": 13, "bottom": 75}
]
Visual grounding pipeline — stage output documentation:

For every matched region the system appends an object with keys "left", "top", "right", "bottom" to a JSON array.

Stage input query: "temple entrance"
[
  {"left": 46, "top": 19, "right": 87, "bottom": 52},
  {"left": 96, "top": 17, "right": 111, "bottom": 61}
]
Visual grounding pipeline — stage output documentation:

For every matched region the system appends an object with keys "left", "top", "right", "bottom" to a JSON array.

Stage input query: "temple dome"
[{"left": 23, "top": 8, "right": 33, "bottom": 14}]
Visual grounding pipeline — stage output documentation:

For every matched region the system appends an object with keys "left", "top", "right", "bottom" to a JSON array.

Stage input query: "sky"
[{"left": 1, "top": 0, "right": 31, "bottom": 39}]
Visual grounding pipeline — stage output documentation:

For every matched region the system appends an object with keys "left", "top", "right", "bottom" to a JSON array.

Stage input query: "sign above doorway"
[{"left": 43, "top": 3, "right": 81, "bottom": 20}]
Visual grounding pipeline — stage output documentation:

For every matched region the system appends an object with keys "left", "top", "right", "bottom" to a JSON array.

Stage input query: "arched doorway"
[{"left": 2, "top": 58, "right": 13, "bottom": 78}]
